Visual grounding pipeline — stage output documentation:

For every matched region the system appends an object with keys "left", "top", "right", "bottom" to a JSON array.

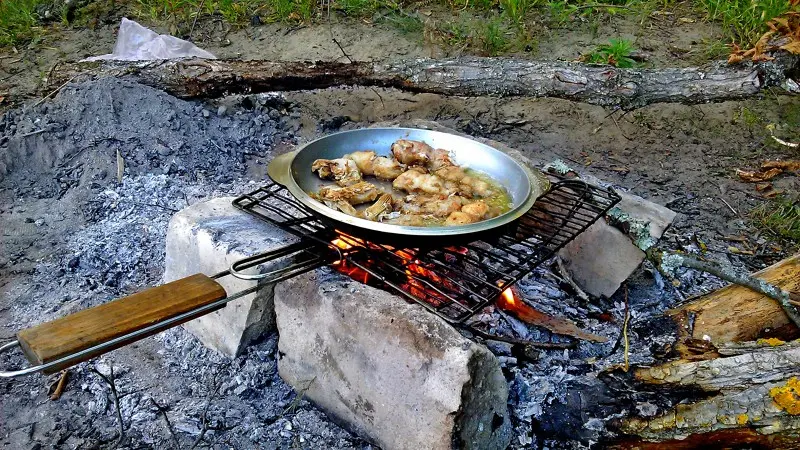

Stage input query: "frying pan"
[
  {"left": 267, "top": 128, "right": 550, "bottom": 244},
  {"left": 0, "top": 128, "right": 551, "bottom": 378}
]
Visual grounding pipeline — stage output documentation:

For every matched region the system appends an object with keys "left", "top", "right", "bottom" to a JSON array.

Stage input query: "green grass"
[
  {"left": 135, "top": 0, "right": 314, "bottom": 25},
  {"left": 480, "top": 16, "right": 509, "bottom": 55},
  {"left": 381, "top": 10, "right": 424, "bottom": 34},
  {"left": 700, "top": 0, "right": 797, "bottom": 46},
  {"left": 584, "top": 38, "right": 636, "bottom": 67},
  {"left": 0, "top": 0, "right": 45, "bottom": 46},
  {"left": 752, "top": 196, "right": 800, "bottom": 245},
  {"left": 500, "top": 0, "right": 532, "bottom": 27},
  {"left": 2, "top": 0, "right": 797, "bottom": 54}
]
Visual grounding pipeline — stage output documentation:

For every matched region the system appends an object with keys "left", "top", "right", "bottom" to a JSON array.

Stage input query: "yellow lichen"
[
  {"left": 737, "top": 414, "right": 748, "bottom": 425},
  {"left": 757, "top": 338, "right": 786, "bottom": 347},
  {"left": 769, "top": 377, "right": 800, "bottom": 415}
]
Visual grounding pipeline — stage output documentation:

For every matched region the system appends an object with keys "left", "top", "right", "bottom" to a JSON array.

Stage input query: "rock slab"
[
  {"left": 164, "top": 196, "right": 296, "bottom": 357},
  {"left": 558, "top": 189, "right": 676, "bottom": 298},
  {"left": 274, "top": 270, "right": 512, "bottom": 450}
]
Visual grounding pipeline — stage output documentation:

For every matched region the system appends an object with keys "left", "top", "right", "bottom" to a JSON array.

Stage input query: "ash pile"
[
  {"left": 0, "top": 79, "right": 364, "bottom": 449},
  {"left": 1, "top": 78, "right": 798, "bottom": 450}
]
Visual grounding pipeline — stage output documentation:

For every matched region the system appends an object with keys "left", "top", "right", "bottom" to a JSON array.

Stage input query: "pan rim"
[{"left": 272, "top": 127, "right": 547, "bottom": 237}]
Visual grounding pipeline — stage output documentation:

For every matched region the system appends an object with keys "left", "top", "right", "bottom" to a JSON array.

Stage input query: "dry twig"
[
  {"left": 150, "top": 398, "right": 181, "bottom": 448},
  {"left": 622, "top": 285, "right": 630, "bottom": 372},
  {"left": 90, "top": 364, "right": 125, "bottom": 448},
  {"left": 649, "top": 250, "right": 800, "bottom": 329},
  {"left": 556, "top": 257, "right": 592, "bottom": 303},
  {"left": 189, "top": 0, "right": 207, "bottom": 41},
  {"left": 49, "top": 370, "right": 70, "bottom": 400},
  {"left": 32, "top": 76, "right": 77, "bottom": 109}
]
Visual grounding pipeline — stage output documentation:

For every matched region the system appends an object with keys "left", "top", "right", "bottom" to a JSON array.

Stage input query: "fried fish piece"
[
  {"left": 434, "top": 166, "right": 493, "bottom": 197},
  {"left": 318, "top": 181, "right": 380, "bottom": 205},
  {"left": 444, "top": 211, "right": 478, "bottom": 226},
  {"left": 344, "top": 151, "right": 405, "bottom": 180},
  {"left": 461, "top": 200, "right": 488, "bottom": 219},
  {"left": 398, "top": 194, "right": 465, "bottom": 217},
  {"left": 324, "top": 200, "right": 359, "bottom": 217},
  {"left": 392, "top": 170, "right": 453, "bottom": 195},
  {"left": 384, "top": 214, "right": 427, "bottom": 226},
  {"left": 311, "top": 158, "right": 363, "bottom": 186},
  {"left": 363, "top": 193, "right": 393, "bottom": 221},
  {"left": 391, "top": 139, "right": 454, "bottom": 171},
  {"left": 444, "top": 200, "right": 489, "bottom": 225}
]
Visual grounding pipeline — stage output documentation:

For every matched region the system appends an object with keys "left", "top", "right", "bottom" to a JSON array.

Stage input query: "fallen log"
[
  {"left": 45, "top": 54, "right": 798, "bottom": 109},
  {"left": 671, "top": 254, "right": 800, "bottom": 346}
]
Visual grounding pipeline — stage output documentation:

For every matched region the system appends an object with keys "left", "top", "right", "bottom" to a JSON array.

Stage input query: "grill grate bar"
[{"left": 232, "top": 176, "right": 619, "bottom": 323}]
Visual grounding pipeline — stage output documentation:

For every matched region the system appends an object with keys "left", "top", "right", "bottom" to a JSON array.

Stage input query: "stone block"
[
  {"left": 558, "top": 190, "right": 676, "bottom": 298},
  {"left": 274, "top": 270, "right": 512, "bottom": 450},
  {"left": 164, "top": 197, "right": 296, "bottom": 357}
]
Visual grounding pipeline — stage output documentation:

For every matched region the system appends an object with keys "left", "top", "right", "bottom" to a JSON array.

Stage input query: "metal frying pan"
[{"left": 267, "top": 128, "right": 550, "bottom": 244}]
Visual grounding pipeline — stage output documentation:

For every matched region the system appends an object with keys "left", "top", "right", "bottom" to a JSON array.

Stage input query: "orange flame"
[{"left": 500, "top": 287, "right": 515, "bottom": 307}]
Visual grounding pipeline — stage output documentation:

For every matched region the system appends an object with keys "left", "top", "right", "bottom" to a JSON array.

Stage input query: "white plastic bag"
[{"left": 83, "top": 18, "right": 216, "bottom": 61}]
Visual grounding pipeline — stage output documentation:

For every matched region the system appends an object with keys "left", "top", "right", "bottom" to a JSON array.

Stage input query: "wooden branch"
[
  {"left": 671, "top": 255, "right": 800, "bottom": 345},
  {"left": 45, "top": 54, "right": 799, "bottom": 109},
  {"left": 618, "top": 343, "right": 800, "bottom": 445}
]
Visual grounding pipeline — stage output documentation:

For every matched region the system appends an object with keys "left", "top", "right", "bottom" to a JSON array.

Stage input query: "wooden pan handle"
[{"left": 14, "top": 274, "right": 227, "bottom": 374}]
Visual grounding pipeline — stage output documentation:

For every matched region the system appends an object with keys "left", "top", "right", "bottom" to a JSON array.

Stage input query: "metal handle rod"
[
  {"left": 227, "top": 240, "right": 340, "bottom": 280},
  {"left": 0, "top": 242, "right": 335, "bottom": 378}
]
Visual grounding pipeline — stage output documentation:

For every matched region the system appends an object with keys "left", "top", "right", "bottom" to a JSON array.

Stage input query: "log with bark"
[
  {"left": 45, "top": 54, "right": 798, "bottom": 109},
  {"left": 532, "top": 254, "right": 800, "bottom": 448}
]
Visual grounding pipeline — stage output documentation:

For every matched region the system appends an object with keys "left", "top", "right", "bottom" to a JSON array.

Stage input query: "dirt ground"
[{"left": 1, "top": 8, "right": 799, "bottom": 450}]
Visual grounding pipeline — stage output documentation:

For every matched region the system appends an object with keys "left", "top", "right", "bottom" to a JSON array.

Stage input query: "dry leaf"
[
  {"left": 752, "top": 53, "right": 776, "bottom": 62},
  {"left": 678, "top": 17, "right": 695, "bottom": 24},
  {"left": 762, "top": 160, "right": 800, "bottom": 171},
  {"left": 0, "top": 96, "right": 5, "bottom": 104},
  {"left": 728, "top": 53, "right": 745, "bottom": 64},
  {"left": 780, "top": 40, "right": 800, "bottom": 54},
  {"left": 736, "top": 168, "right": 783, "bottom": 182},
  {"left": 755, "top": 182, "right": 773, "bottom": 192}
]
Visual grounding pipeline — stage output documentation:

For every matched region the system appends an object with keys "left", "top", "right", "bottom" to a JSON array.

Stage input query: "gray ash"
[{"left": 0, "top": 79, "right": 368, "bottom": 450}]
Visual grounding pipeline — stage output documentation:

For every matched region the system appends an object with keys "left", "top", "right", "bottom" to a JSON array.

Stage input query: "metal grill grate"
[{"left": 233, "top": 178, "right": 620, "bottom": 323}]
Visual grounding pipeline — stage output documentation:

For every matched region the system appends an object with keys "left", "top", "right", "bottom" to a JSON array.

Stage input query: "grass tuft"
[
  {"left": 700, "top": 0, "right": 798, "bottom": 46},
  {"left": 0, "top": 0, "right": 45, "bottom": 46},
  {"left": 381, "top": 10, "right": 424, "bottom": 34},
  {"left": 480, "top": 16, "right": 509, "bottom": 55},
  {"left": 500, "top": 0, "right": 533, "bottom": 27},
  {"left": 752, "top": 196, "right": 800, "bottom": 245},
  {"left": 584, "top": 38, "right": 636, "bottom": 67}
]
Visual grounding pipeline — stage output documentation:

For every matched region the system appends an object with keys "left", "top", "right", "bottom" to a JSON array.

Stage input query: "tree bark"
[{"left": 46, "top": 54, "right": 798, "bottom": 109}]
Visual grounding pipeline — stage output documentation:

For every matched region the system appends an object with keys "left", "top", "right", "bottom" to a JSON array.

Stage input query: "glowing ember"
[{"left": 330, "top": 238, "right": 354, "bottom": 250}]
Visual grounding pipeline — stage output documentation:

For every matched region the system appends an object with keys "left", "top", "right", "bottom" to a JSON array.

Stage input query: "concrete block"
[
  {"left": 274, "top": 270, "right": 512, "bottom": 450},
  {"left": 164, "top": 197, "right": 296, "bottom": 357},
  {"left": 558, "top": 190, "right": 676, "bottom": 298}
]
